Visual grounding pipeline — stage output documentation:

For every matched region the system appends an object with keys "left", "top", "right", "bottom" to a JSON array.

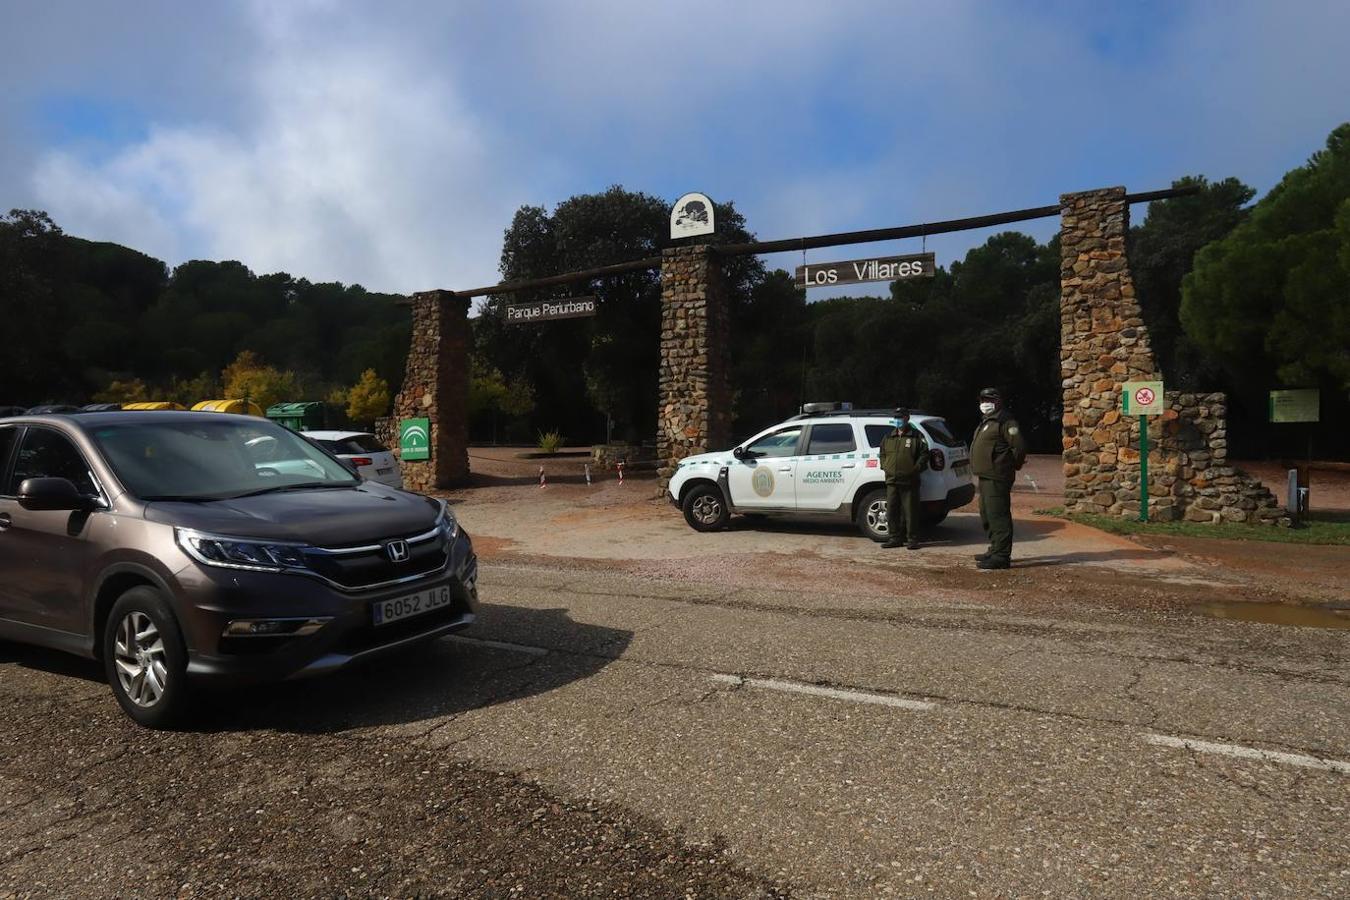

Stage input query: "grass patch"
[{"left": 1064, "top": 511, "right": 1350, "bottom": 546}]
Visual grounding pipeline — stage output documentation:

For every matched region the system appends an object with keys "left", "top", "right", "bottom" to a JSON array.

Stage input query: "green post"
[{"left": 1138, "top": 414, "right": 1149, "bottom": 523}]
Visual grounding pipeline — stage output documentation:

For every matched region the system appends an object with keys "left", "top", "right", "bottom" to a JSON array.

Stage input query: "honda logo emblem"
[{"left": 386, "top": 540, "right": 410, "bottom": 563}]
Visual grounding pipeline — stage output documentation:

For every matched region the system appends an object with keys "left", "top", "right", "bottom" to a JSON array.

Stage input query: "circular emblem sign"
[
  {"left": 751, "top": 467, "right": 775, "bottom": 497},
  {"left": 1134, "top": 387, "right": 1155, "bottom": 407}
]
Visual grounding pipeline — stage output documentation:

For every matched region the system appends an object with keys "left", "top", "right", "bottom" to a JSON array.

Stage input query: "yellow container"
[
  {"left": 191, "top": 399, "right": 263, "bottom": 416},
  {"left": 122, "top": 401, "right": 187, "bottom": 411}
]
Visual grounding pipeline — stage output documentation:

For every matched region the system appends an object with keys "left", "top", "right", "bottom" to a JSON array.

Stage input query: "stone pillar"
[
  {"left": 657, "top": 245, "right": 732, "bottom": 487},
  {"left": 1060, "top": 187, "right": 1159, "bottom": 516},
  {"left": 390, "top": 290, "right": 470, "bottom": 491},
  {"left": 1059, "top": 188, "right": 1281, "bottom": 523}
]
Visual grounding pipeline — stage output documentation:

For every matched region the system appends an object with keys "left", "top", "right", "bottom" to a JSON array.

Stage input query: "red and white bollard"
[
  {"left": 617, "top": 461, "right": 625, "bottom": 485},
  {"left": 538, "top": 465, "right": 546, "bottom": 489}
]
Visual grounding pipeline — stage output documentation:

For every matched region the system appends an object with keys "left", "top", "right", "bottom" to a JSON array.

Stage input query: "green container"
[{"left": 265, "top": 401, "right": 328, "bottom": 432}]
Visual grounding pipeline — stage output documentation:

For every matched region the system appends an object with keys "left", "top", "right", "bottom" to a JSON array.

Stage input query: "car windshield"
[{"left": 90, "top": 419, "right": 358, "bottom": 501}]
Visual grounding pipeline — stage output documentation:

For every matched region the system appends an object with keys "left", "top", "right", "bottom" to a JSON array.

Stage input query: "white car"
[
  {"left": 303, "top": 430, "right": 404, "bottom": 489},
  {"left": 667, "top": 403, "right": 975, "bottom": 540}
]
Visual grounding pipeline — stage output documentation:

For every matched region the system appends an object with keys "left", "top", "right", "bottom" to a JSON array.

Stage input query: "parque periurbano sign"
[
  {"left": 504, "top": 296, "right": 598, "bottom": 324},
  {"left": 794, "top": 252, "right": 936, "bottom": 288}
]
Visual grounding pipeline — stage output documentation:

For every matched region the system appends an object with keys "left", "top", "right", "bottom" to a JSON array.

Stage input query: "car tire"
[
  {"left": 855, "top": 488, "right": 890, "bottom": 542},
  {"left": 103, "top": 586, "right": 190, "bottom": 729},
  {"left": 682, "top": 484, "right": 730, "bottom": 532}
]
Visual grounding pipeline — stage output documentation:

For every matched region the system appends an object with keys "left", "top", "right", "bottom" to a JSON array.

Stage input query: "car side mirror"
[
  {"left": 17, "top": 477, "right": 93, "bottom": 511},
  {"left": 732, "top": 446, "right": 746, "bottom": 460}
]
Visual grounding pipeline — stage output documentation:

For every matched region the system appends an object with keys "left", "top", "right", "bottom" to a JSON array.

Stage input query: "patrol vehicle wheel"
[
  {"left": 682, "top": 484, "right": 729, "bottom": 532},
  {"left": 856, "top": 488, "right": 889, "bottom": 542}
]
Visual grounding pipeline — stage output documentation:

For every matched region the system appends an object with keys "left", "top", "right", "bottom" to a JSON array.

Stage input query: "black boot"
[
  {"left": 977, "top": 556, "right": 1010, "bottom": 570},
  {"left": 906, "top": 540, "right": 920, "bottom": 550},
  {"left": 881, "top": 538, "right": 903, "bottom": 549}
]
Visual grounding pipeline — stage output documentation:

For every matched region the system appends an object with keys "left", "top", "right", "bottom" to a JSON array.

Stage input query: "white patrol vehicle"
[{"left": 668, "top": 402, "right": 976, "bottom": 541}]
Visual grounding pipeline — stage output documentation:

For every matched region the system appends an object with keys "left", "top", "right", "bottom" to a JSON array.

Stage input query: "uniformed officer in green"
[
  {"left": 878, "top": 407, "right": 929, "bottom": 549},
  {"left": 969, "top": 388, "right": 1027, "bottom": 569}
]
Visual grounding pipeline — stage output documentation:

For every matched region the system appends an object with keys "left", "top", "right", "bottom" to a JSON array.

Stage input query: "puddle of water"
[{"left": 1200, "top": 601, "right": 1350, "bottom": 630}]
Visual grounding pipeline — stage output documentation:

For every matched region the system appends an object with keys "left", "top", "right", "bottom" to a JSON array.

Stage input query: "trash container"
[
  {"left": 192, "top": 399, "right": 264, "bottom": 416},
  {"left": 265, "top": 401, "right": 328, "bottom": 432},
  {"left": 121, "top": 402, "right": 187, "bottom": 411}
]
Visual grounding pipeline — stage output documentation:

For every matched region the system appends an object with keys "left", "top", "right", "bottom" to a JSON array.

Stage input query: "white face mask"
[{"left": 979, "top": 402, "right": 996, "bottom": 415}]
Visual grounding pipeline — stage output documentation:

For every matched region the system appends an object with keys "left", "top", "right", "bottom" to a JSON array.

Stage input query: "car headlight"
[
  {"left": 436, "top": 499, "right": 460, "bottom": 540},
  {"left": 176, "top": 528, "right": 310, "bottom": 573}
]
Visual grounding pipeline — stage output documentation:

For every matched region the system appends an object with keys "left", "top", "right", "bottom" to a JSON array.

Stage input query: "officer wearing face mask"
[
  {"left": 878, "top": 406, "right": 929, "bottom": 549},
  {"left": 969, "top": 387, "right": 1027, "bottom": 569}
]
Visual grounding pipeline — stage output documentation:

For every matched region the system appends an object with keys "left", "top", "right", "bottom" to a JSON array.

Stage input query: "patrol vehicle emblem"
[{"left": 751, "top": 467, "right": 775, "bottom": 497}]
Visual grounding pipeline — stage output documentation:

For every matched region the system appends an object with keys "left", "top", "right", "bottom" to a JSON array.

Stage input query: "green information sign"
[
  {"left": 400, "top": 417, "right": 430, "bottom": 461},
  {"left": 1269, "top": 389, "right": 1319, "bottom": 423}
]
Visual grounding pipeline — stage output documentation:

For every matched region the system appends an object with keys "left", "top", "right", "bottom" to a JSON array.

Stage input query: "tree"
[
  {"left": 1183, "top": 124, "right": 1350, "bottom": 393},
  {"left": 468, "top": 358, "right": 535, "bottom": 443},
  {"left": 94, "top": 378, "right": 150, "bottom": 404},
  {"left": 344, "top": 368, "right": 391, "bottom": 425},
  {"left": 1130, "top": 175, "right": 1255, "bottom": 388},
  {"left": 478, "top": 186, "right": 764, "bottom": 444},
  {"left": 221, "top": 351, "right": 299, "bottom": 412}
]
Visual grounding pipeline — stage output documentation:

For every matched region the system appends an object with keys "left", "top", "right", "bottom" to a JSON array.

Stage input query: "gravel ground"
[
  {"left": 1, "top": 449, "right": 1345, "bottom": 897},
  {"left": 0, "top": 648, "right": 787, "bottom": 899}
]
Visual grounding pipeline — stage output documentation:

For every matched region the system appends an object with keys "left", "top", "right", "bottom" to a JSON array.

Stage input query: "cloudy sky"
[{"left": 2, "top": 0, "right": 1347, "bottom": 295}]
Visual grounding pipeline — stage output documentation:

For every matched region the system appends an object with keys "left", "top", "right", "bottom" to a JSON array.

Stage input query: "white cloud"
[
  {"left": 21, "top": 0, "right": 1350, "bottom": 296},
  {"left": 31, "top": 6, "right": 526, "bottom": 293}
]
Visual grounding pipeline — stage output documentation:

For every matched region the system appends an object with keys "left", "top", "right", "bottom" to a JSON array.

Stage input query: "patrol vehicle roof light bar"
[{"left": 447, "top": 186, "right": 1200, "bottom": 299}]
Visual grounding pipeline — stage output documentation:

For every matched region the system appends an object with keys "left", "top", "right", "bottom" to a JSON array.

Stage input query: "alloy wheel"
[
  {"left": 113, "top": 612, "right": 169, "bottom": 708},
  {"left": 692, "top": 494, "right": 722, "bottom": 525},
  {"left": 866, "top": 499, "right": 890, "bottom": 536}
]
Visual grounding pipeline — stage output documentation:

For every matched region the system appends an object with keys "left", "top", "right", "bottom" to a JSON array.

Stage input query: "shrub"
[{"left": 537, "top": 430, "right": 564, "bottom": 455}]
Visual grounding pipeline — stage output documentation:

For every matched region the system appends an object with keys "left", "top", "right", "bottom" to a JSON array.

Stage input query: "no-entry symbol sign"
[{"left": 1122, "top": 381, "right": 1164, "bottom": 416}]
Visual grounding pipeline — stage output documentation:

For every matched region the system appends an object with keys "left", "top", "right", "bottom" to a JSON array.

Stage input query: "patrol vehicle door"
[
  {"left": 794, "top": 422, "right": 864, "bottom": 511},
  {"left": 728, "top": 425, "right": 802, "bottom": 510}
]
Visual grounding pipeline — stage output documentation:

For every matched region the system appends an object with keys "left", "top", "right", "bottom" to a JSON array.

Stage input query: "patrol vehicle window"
[
  {"left": 0, "top": 426, "right": 18, "bottom": 488},
  {"left": 806, "top": 424, "right": 855, "bottom": 455},
  {"left": 920, "top": 419, "right": 962, "bottom": 447},
  {"left": 8, "top": 428, "right": 99, "bottom": 496},
  {"left": 864, "top": 424, "right": 893, "bottom": 448},
  {"left": 745, "top": 427, "right": 802, "bottom": 458}
]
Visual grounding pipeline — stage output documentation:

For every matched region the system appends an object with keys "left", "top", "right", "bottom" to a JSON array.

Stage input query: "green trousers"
[
  {"left": 885, "top": 481, "right": 920, "bottom": 542},
  {"left": 978, "top": 477, "right": 1014, "bottom": 561}
]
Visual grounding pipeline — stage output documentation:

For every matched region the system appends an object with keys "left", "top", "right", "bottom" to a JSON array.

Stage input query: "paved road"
[{"left": 1, "top": 547, "right": 1346, "bottom": 897}]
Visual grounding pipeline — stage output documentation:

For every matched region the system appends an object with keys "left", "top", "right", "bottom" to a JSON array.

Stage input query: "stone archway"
[{"left": 390, "top": 186, "right": 1282, "bottom": 523}]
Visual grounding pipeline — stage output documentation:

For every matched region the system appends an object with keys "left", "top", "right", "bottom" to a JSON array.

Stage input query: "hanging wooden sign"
[
  {"left": 794, "top": 252, "right": 935, "bottom": 288},
  {"left": 504, "top": 296, "right": 598, "bottom": 324}
]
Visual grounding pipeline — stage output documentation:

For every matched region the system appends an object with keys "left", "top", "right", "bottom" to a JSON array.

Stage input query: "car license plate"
[
  {"left": 372, "top": 585, "right": 452, "bottom": 626},
  {"left": 376, "top": 467, "right": 393, "bottom": 475}
]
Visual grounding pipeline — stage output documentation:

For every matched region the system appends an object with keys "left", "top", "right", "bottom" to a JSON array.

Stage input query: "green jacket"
[
  {"left": 970, "top": 410, "right": 1027, "bottom": 482},
  {"left": 879, "top": 425, "right": 930, "bottom": 483}
]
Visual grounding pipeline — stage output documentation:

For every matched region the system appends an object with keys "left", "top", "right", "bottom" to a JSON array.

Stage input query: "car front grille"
[{"left": 303, "top": 529, "right": 448, "bottom": 590}]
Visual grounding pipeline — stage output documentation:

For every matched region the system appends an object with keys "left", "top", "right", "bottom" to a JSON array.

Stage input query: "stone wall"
[
  {"left": 390, "top": 290, "right": 471, "bottom": 491},
  {"left": 1060, "top": 188, "right": 1282, "bottom": 523},
  {"left": 657, "top": 245, "right": 732, "bottom": 487}
]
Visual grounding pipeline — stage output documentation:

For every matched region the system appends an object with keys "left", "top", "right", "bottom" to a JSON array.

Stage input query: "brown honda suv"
[{"left": 0, "top": 412, "right": 477, "bottom": 727}]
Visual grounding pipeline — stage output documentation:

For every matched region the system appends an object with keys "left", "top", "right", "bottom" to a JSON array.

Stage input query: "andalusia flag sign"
[{"left": 400, "top": 418, "right": 431, "bottom": 461}]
